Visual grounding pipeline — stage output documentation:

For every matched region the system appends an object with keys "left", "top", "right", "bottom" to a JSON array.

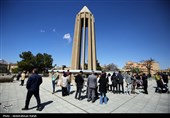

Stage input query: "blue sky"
[{"left": 1, "top": 0, "right": 170, "bottom": 70}]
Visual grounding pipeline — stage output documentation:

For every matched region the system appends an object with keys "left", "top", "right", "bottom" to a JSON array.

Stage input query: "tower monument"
[{"left": 71, "top": 6, "right": 97, "bottom": 71}]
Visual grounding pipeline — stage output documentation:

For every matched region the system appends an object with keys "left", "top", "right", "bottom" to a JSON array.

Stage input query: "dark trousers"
[
  {"left": 113, "top": 85, "right": 118, "bottom": 93},
  {"left": 62, "top": 87, "right": 68, "bottom": 96},
  {"left": 155, "top": 80, "right": 163, "bottom": 92},
  {"left": 67, "top": 84, "right": 71, "bottom": 94},
  {"left": 17, "top": 76, "right": 20, "bottom": 80},
  {"left": 25, "top": 90, "right": 41, "bottom": 109},
  {"left": 112, "top": 83, "right": 118, "bottom": 93},
  {"left": 118, "top": 82, "right": 124, "bottom": 93},
  {"left": 143, "top": 85, "right": 148, "bottom": 94},
  {"left": 52, "top": 80, "right": 55, "bottom": 93},
  {"left": 95, "top": 87, "right": 98, "bottom": 99},
  {"left": 75, "top": 86, "right": 83, "bottom": 99},
  {"left": 21, "top": 80, "right": 24, "bottom": 86}
]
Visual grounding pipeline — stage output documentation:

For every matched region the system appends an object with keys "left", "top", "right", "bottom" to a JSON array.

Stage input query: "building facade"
[
  {"left": 0, "top": 59, "right": 18, "bottom": 73},
  {"left": 123, "top": 61, "right": 160, "bottom": 75},
  {"left": 0, "top": 59, "right": 8, "bottom": 73}
]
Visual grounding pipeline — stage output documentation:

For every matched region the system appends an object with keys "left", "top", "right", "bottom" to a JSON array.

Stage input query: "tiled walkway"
[{"left": 0, "top": 77, "right": 170, "bottom": 113}]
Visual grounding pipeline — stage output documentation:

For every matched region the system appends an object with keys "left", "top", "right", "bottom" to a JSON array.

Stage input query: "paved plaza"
[{"left": 0, "top": 76, "right": 170, "bottom": 114}]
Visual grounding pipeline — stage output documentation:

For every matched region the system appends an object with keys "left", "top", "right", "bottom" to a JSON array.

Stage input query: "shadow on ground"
[{"left": 29, "top": 100, "right": 53, "bottom": 111}]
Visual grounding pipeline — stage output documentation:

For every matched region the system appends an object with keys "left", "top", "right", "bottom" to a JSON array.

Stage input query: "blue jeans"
[
  {"left": 67, "top": 84, "right": 71, "bottom": 94},
  {"left": 100, "top": 92, "right": 107, "bottom": 104},
  {"left": 52, "top": 80, "right": 55, "bottom": 93}
]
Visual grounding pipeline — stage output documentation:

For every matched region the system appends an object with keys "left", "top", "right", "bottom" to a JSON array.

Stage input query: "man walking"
[{"left": 22, "top": 68, "right": 43, "bottom": 111}]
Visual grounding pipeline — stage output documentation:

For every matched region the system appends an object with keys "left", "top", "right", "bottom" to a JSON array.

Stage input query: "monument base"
[{"left": 48, "top": 69, "right": 102, "bottom": 74}]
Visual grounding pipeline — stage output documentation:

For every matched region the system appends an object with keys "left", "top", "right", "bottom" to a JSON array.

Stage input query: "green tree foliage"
[
  {"left": 84, "top": 63, "right": 88, "bottom": 70},
  {"left": 130, "top": 67, "right": 142, "bottom": 74},
  {"left": 17, "top": 51, "right": 53, "bottom": 73},
  {"left": 43, "top": 53, "right": 53, "bottom": 70},
  {"left": 35, "top": 53, "right": 44, "bottom": 72},
  {"left": 11, "top": 68, "right": 19, "bottom": 73},
  {"left": 96, "top": 60, "right": 102, "bottom": 70},
  {"left": 18, "top": 51, "right": 35, "bottom": 72},
  {"left": 62, "top": 65, "right": 66, "bottom": 70},
  {"left": 84, "top": 59, "right": 102, "bottom": 70}
]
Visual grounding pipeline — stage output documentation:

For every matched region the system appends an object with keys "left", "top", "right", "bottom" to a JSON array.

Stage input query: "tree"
[
  {"left": 11, "top": 68, "right": 19, "bottom": 73},
  {"left": 84, "top": 63, "right": 88, "bottom": 70},
  {"left": 83, "top": 59, "right": 101, "bottom": 70},
  {"left": 18, "top": 51, "right": 35, "bottom": 72},
  {"left": 62, "top": 65, "right": 66, "bottom": 70},
  {"left": 96, "top": 60, "right": 102, "bottom": 70},
  {"left": 43, "top": 53, "right": 53, "bottom": 70},
  {"left": 102, "top": 63, "right": 119, "bottom": 72},
  {"left": 141, "top": 58, "right": 155, "bottom": 75},
  {"left": 35, "top": 53, "right": 44, "bottom": 72},
  {"left": 17, "top": 51, "right": 53, "bottom": 73},
  {"left": 130, "top": 67, "right": 142, "bottom": 74}
]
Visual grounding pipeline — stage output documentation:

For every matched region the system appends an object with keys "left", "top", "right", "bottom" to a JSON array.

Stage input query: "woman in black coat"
[
  {"left": 111, "top": 72, "right": 117, "bottom": 93},
  {"left": 98, "top": 73, "right": 108, "bottom": 104},
  {"left": 142, "top": 73, "right": 148, "bottom": 94}
]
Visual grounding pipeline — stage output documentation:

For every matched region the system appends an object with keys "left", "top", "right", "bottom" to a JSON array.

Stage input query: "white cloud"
[
  {"left": 63, "top": 33, "right": 71, "bottom": 43},
  {"left": 40, "top": 29, "right": 45, "bottom": 33},
  {"left": 52, "top": 28, "right": 56, "bottom": 32}
]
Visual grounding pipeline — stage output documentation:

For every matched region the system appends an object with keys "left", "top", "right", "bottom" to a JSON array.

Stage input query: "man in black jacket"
[
  {"left": 22, "top": 68, "right": 42, "bottom": 111},
  {"left": 75, "top": 71, "right": 84, "bottom": 100},
  {"left": 117, "top": 71, "right": 124, "bottom": 94}
]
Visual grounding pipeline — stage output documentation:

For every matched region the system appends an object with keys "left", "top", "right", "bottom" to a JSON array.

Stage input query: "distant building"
[
  {"left": 161, "top": 68, "right": 170, "bottom": 73},
  {"left": 9, "top": 63, "right": 18, "bottom": 73},
  {"left": 0, "top": 59, "right": 8, "bottom": 73},
  {"left": 123, "top": 61, "right": 160, "bottom": 75},
  {"left": 0, "top": 59, "right": 18, "bottom": 73}
]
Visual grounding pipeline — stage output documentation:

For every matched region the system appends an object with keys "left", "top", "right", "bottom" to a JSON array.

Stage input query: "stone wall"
[{"left": 0, "top": 75, "right": 16, "bottom": 82}]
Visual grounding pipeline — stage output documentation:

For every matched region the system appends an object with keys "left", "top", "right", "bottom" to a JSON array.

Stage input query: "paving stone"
[{"left": 0, "top": 77, "right": 169, "bottom": 114}]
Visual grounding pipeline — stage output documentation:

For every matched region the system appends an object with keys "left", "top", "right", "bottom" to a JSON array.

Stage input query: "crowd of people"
[
  {"left": 49, "top": 70, "right": 169, "bottom": 105},
  {"left": 15, "top": 68, "right": 169, "bottom": 111}
]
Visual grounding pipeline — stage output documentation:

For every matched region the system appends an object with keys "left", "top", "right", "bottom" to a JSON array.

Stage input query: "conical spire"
[{"left": 79, "top": 6, "right": 91, "bottom": 13}]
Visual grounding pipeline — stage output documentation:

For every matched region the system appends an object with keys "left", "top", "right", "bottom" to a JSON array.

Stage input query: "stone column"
[
  {"left": 71, "top": 15, "right": 77, "bottom": 70},
  {"left": 71, "top": 6, "right": 97, "bottom": 71},
  {"left": 81, "top": 12, "right": 86, "bottom": 70},
  {"left": 71, "top": 14, "right": 81, "bottom": 69},
  {"left": 88, "top": 14, "right": 92, "bottom": 70},
  {"left": 91, "top": 15, "right": 97, "bottom": 70}
]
